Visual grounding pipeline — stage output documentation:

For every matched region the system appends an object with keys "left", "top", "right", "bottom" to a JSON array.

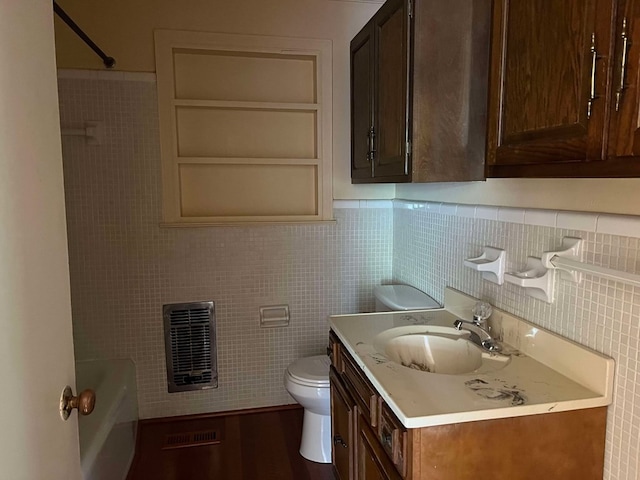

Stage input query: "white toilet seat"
[
  {"left": 286, "top": 373, "right": 329, "bottom": 388},
  {"left": 286, "top": 355, "right": 330, "bottom": 387}
]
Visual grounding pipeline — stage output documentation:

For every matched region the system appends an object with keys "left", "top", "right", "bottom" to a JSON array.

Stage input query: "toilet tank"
[{"left": 374, "top": 285, "right": 441, "bottom": 312}]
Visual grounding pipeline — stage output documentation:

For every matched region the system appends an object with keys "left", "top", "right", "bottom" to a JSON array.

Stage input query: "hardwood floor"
[{"left": 127, "top": 405, "right": 336, "bottom": 480}]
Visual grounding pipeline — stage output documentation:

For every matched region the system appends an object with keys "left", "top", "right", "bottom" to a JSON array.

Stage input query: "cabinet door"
[
  {"left": 372, "top": 0, "right": 409, "bottom": 181},
  {"left": 607, "top": 0, "right": 640, "bottom": 173},
  {"left": 486, "top": 0, "right": 616, "bottom": 177},
  {"left": 356, "top": 412, "right": 402, "bottom": 480},
  {"left": 331, "top": 369, "right": 355, "bottom": 480},
  {"left": 351, "top": 23, "right": 375, "bottom": 182}
]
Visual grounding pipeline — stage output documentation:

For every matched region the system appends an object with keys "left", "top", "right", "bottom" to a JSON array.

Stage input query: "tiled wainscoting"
[
  {"left": 391, "top": 200, "right": 640, "bottom": 480},
  {"left": 59, "top": 70, "right": 640, "bottom": 480},
  {"left": 58, "top": 73, "right": 393, "bottom": 419}
]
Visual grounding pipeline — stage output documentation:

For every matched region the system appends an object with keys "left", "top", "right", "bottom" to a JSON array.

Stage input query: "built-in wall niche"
[{"left": 155, "top": 31, "right": 332, "bottom": 224}]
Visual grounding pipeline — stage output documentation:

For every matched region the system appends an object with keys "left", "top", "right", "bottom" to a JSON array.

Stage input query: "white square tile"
[
  {"left": 457, "top": 204, "right": 476, "bottom": 218},
  {"left": 440, "top": 203, "right": 458, "bottom": 216},
  {"left": 557, "top": 211, "right": 598, "bottom": 232},
  {"left": 96, "top": 70, "right": 125, "bottom": 81},
  {"left": 57, "top": 69, "right": 98, "bottom": 80},
  {"left": 498, "top": 207, "right": 525, "bottom": 224},
  {"left": 122, "top": 72, "right": 157, "bottom": 83},
  {"left": 475, "top": 205, "right": 499, "bottom": 221},
  {"left": 597, "top": 214, "right": 640, "bottom": 238},
  {"left": 424, "top": 202, "right": 441, "bottom": 213},
  {"left": 392, "top": 199, "right": 412, "bottom": 209},
  {"left": 362, "top": 200, "right": 393, "bottom": 209},
  {"left": 524, "top": 209, "right": 557, "bottom": 227},
  {"left": 333, "top": 200, "right": 359, "bottom": 208}
]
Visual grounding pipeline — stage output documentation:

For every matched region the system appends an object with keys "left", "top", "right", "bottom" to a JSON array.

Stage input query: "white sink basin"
[{"left": 373, "top": 326, "right": 510, "bottom": 375}]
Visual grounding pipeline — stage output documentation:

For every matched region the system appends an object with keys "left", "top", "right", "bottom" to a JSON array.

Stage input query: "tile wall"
[
  {"left": 57, "top": 72, "right": 393, "bottom": 418},
  {"left": 392, "top": 200, "right": 640, "bottom": 480},
  {"left": 58, "top": 70, "right": 640, "bottom": 479}
]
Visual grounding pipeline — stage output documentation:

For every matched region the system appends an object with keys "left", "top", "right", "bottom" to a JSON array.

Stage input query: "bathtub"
[{"left": 75, "top": 359, "right": 138, "bottom": 480}]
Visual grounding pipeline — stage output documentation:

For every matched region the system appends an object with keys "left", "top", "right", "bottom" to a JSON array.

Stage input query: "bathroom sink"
[{"left": 373, "top": 326, "right": 510, "bottom": 375}]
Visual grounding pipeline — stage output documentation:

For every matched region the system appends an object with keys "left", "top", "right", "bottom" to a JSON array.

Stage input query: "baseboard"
[{"left": 138, "top": 403, "right": 302, "bottom": 425}]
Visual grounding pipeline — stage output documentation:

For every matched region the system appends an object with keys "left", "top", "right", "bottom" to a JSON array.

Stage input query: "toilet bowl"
[{"left": 283, "top": 355, "right": 331, "bottom": 463}]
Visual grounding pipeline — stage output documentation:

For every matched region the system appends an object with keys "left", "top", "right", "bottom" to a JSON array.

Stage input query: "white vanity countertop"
[{"left": 329, "top": 288, "right": 615, "bottom": 429}]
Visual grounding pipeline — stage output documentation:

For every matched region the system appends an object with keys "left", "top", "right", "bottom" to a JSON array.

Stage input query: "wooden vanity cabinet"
[
  {"left": 356, "top": 410, "right": 403, "bottom": 480},
  {"left": 486, "top": 0, "right": 640, "bottom": 177},
  {"left": 329, "top": 330, "right": 608, "bottom": 480},
  {"left": 350, "top": 0, "right": 491, "bottom": 183},
  {"left": 331, "top": 368, "right": 355, "bottom": 480}
]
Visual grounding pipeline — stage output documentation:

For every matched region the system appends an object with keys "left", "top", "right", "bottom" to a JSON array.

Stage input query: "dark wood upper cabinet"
[
  {"left": 487, "top": 0, "right": 640, "bottom": 177},
  {"left": 351, "top": 23, "right": 375, "bottom": 182},
  {"left": 608, "top": 0, "right": 640, "bottom": 161},
  {"left": 351, "top": 0, "right": 492, "bottom": 183}
]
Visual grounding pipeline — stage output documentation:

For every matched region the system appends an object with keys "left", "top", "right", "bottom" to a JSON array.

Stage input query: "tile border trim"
[
  {"left": 333, "top": 199, "right": 640, "bottom": 238},
  {"left": 333, "top": 200, "right": 394, "bottom": 209},
  {"left": 393, "top": 199, "right": 640, "bottom": 238},
  {"left": 57, "top": 69, "right": 157, "bottom": 83}
]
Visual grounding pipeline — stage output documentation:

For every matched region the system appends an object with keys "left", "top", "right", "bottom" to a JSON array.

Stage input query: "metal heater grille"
[{"left": 163, "top": 301, "right": 217, "bottom": 392}]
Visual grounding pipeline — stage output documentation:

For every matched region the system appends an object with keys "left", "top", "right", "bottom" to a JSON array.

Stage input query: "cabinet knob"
[{"left": 333, "top": 434, "right": 348, "bottom": 448}]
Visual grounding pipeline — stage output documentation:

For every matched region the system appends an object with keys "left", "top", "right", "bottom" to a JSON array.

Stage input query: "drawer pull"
[
  {"left": 381, "top": 431, "right": 393, "bottom": 450},
  {"left": 588, "top": 32, "right": 601, "bottom": 119},
  {"left": 333, "top": 434, "right": 348, "bottom": 448},
  {"left": 615, "top": 17, "right": 630, "bottom": 111}
]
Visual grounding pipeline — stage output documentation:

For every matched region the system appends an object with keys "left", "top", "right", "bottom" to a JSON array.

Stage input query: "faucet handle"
[{"left": 472, "top": 301, "right": 492, "bottom": 324}]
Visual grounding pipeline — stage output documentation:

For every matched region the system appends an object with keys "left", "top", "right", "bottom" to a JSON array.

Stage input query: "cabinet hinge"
[
  {"left": 369, "top": 126, "right": 376, "bottom": 177},
  {"left": 408, "top": 0, "right": 413, "bottom": 18},
  {"left": 405, "top": 140, "right": 411, "bottom": 175}
]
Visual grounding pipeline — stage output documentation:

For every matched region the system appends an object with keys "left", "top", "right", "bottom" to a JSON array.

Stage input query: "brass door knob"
[{"left": 60, "top": 385, "right": 96, "bottom": 420}]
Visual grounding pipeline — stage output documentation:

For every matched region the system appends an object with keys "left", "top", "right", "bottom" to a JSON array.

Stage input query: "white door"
[{"left": 0, "top": 0, "right": 82, "bottom": 479}]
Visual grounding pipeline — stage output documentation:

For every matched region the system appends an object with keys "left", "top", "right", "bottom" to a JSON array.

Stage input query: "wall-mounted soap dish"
[
  {"left": 464, "top": 247, "right": 506, "bottom": 285},
  {"left": 504, "top": 256, "right": 555, "bottom": 303}
]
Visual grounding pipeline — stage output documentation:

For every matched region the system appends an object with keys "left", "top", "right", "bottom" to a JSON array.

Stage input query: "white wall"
[{"left": 0, "top": 0, "right": 80, "bottom": 478}]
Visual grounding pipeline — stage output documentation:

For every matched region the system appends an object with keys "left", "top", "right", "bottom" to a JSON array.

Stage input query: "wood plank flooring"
[{"left": 127, "top": 406, "right": 336, "bottom": 480}]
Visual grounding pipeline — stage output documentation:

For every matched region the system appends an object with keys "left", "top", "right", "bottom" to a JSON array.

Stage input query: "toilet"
[
  {"left": 283, "top": 284, "right": 439, "bottom": 463},
  {"left": 283, "top": 355, "right": 331, "bottom": 463},
  {"left": 373, "top": 284, "right": 440, "bottom": 312}
]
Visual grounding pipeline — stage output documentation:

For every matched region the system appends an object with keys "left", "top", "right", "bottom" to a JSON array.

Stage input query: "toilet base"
[{"left": 299, "top": 410, "right": 331, "bottom": 463}]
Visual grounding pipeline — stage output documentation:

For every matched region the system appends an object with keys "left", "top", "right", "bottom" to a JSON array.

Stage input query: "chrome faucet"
[{"left": 453, "top": 301, "right": 501, "bottom": 352}]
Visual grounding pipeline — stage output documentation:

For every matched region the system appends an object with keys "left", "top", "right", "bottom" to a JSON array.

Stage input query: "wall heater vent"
[{"left": 163, "top": 301, "right": 217, "bottom": 392}]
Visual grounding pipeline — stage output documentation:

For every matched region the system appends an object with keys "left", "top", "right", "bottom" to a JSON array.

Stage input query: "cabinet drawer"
[
  {"left": 379, "top": 401, "right": 408, "bottom": 478},
  {"left": 341, "top": 348, "right": 378, "bottom": 427},
  {"left": 356, "top": 410, "right": 403, "bottom": 480},
  {"left": 330, "top": 369, "right": 354, "bottom": 480}
]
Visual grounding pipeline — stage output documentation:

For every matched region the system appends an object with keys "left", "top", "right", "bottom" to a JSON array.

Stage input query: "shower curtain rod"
[{"left": 53, "top": 1, "right": 115, "bottom": 69}]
